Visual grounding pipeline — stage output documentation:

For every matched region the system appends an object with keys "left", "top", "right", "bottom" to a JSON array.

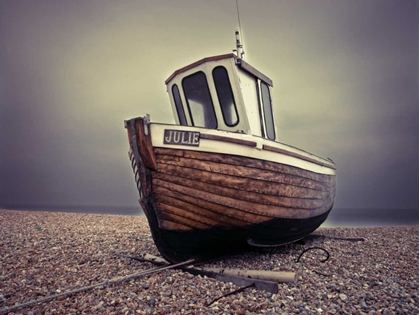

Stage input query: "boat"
[{"left": 124, "top": 32, "right": 336, "bottom": 263}]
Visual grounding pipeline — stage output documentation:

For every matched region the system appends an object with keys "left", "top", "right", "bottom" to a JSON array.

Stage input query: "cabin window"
[
  {"left": 261, "top": 82, "right": 276, "bottom": 140},
  {"left": 172, "top": 84, "right": 187, "bottom": 126},
  {"left": 182, "top": 71, "right": 217, "bottom": 129},
  {"left": 212, "top": 66, "right": 239, "bottom": 127}
]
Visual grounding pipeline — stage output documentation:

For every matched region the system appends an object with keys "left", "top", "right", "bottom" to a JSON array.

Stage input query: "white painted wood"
[
  {"left": 150, "top": 123, "right": 336, "bottom": 176},
  {"left": 165, "top": 56, "right": 252, "bottom": 134},
  {"left": 237, "top": 70, "right": 263, "bottom": 137}
]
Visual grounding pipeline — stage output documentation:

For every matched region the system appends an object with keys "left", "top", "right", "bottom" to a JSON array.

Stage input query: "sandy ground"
[{"left": 0, "top": 209, "right": 418, "bottom": 314}]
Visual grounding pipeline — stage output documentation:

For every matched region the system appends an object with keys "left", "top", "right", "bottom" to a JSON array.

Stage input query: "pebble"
[
  {"left": 163, "top": 290, "right": 172, "bottom": 297},
  {"left": 0, "top": 210, "right": 418, "bottom": 315}
]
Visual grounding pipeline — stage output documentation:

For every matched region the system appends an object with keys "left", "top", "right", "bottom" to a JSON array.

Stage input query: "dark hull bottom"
[{"left": 141, "top": 199, "right": 331, "bottom": 263}]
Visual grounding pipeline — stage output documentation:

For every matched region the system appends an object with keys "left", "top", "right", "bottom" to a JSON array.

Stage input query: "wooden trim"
[
  {"left": 262, "top": 145, "right": 336, "bottom": 170},
  {"left": 126, "top": 120, "right": 153, "bottom": 197},
  {"left": 153, "top": 179, "right": 327, "bottom": 219},
  {"left": 154, "top": 172, "right": 326, "bottom": 209},
  {"left": 157, "top": 206, "right": 212, "bottom": 230},
  {"left": 157, "top": 201, "right": 223, "bottom": 229},
  {"left": 238, "top": 59, "right": 273, "bottom": 87},
  {"left": 165, "top": 53, "right": 236, "bottom": 84},
  {"left": 200, "top": 133, "right": 257, "bottom": 147},
  {"left": 158, "top": 220, "right": 191, "bottom": 231},
  {"left": 154, "top": 185, "right": 271, "bottom": 224},
  {"left": 156, "top": 154, "right": 330, "bottom": 191},
  {"left": 156, "top": 194, "right": 248, "bottom": 226},
  {"left": 156, "top": 163, "right": 328, "bottom": 199},
  {"left": 154, "top": 148, "right": 334, "bottom": 182},
  {"left": 135, "top": 118, "right": 158, "bottom": 170}
]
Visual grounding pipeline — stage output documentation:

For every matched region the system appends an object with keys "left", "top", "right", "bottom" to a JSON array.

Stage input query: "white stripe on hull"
[{"left": 150, "top": 124, "right": 336, "bottom": 176}]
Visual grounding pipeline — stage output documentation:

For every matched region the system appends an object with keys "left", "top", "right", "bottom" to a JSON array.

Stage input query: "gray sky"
[{"left": 0, "top": 0, "right": 418, "bottom": 221}]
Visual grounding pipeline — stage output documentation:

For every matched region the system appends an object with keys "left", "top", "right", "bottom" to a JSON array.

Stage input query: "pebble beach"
[{"left": 0, "top": 209, "right": 418, "bottom": 315}]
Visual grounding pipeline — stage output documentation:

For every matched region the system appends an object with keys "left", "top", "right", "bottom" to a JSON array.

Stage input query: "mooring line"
[{"left": 0, "top": 258, "right": 195, "bottom": 315}]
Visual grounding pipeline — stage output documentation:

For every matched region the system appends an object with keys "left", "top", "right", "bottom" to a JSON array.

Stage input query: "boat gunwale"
[{"left": 146, "top": 121, "right": 337, "bottom": 171}]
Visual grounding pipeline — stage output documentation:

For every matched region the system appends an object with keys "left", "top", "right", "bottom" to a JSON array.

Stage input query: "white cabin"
[{"left": 165, "top": 53, "right": 276, "bottom": 141}]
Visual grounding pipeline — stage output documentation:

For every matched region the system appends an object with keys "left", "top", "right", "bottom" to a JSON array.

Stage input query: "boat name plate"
[{"left": 163, "top": 129, "right": 200, "bottom": 146}]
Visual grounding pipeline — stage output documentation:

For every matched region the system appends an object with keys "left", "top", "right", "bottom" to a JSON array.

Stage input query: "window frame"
[
  {"left": 212, "top": 66, "right": 239, "bottom": 127},
  {"left": 171, "top": 84, "right": 187, "bottom": 126},
  {"left": 260, "top": 81, "right": 276, "bottom": 140},
  {"left": 182, "top": 71, "right": 218, "bottom": 129}
]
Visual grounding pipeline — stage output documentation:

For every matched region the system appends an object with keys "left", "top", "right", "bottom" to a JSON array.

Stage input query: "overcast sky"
[{"left": 0, "top": 0, "right": 418, "bottom": 222}]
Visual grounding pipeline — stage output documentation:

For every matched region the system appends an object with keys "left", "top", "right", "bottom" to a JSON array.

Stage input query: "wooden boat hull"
[{"left": 126, "top": 116, "right": 336, "bottom": 263}]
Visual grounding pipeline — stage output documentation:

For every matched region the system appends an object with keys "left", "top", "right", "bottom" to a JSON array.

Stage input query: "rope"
[
  {"left": 0, "top": 259, "right": 194, "bottom": 315},
  {"left": 295, "top": 246, "right": 330, "bottom": 277},
  {"left": 206, "top": 283, "right": 255, "bottom": 307},
  {"left": 296, "top": 246, "right": 330, "bottom": 263}
]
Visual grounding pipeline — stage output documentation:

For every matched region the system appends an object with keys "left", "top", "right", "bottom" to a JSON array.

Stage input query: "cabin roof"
[{"left": 165, "top": 53, "right": 273, "bottom": 86}]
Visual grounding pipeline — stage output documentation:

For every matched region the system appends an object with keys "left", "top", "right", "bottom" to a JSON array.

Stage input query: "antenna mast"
[
  {"left": 233, "top": 0, "right": 245, "bottom": 60},
  {"left": 234, "top": 30, "right": 245, "bottom": 60}
]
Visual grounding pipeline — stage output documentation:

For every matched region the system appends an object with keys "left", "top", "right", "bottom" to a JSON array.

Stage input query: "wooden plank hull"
[{"left": 125, "top": 117, "right": 336, "bottom": 263}]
